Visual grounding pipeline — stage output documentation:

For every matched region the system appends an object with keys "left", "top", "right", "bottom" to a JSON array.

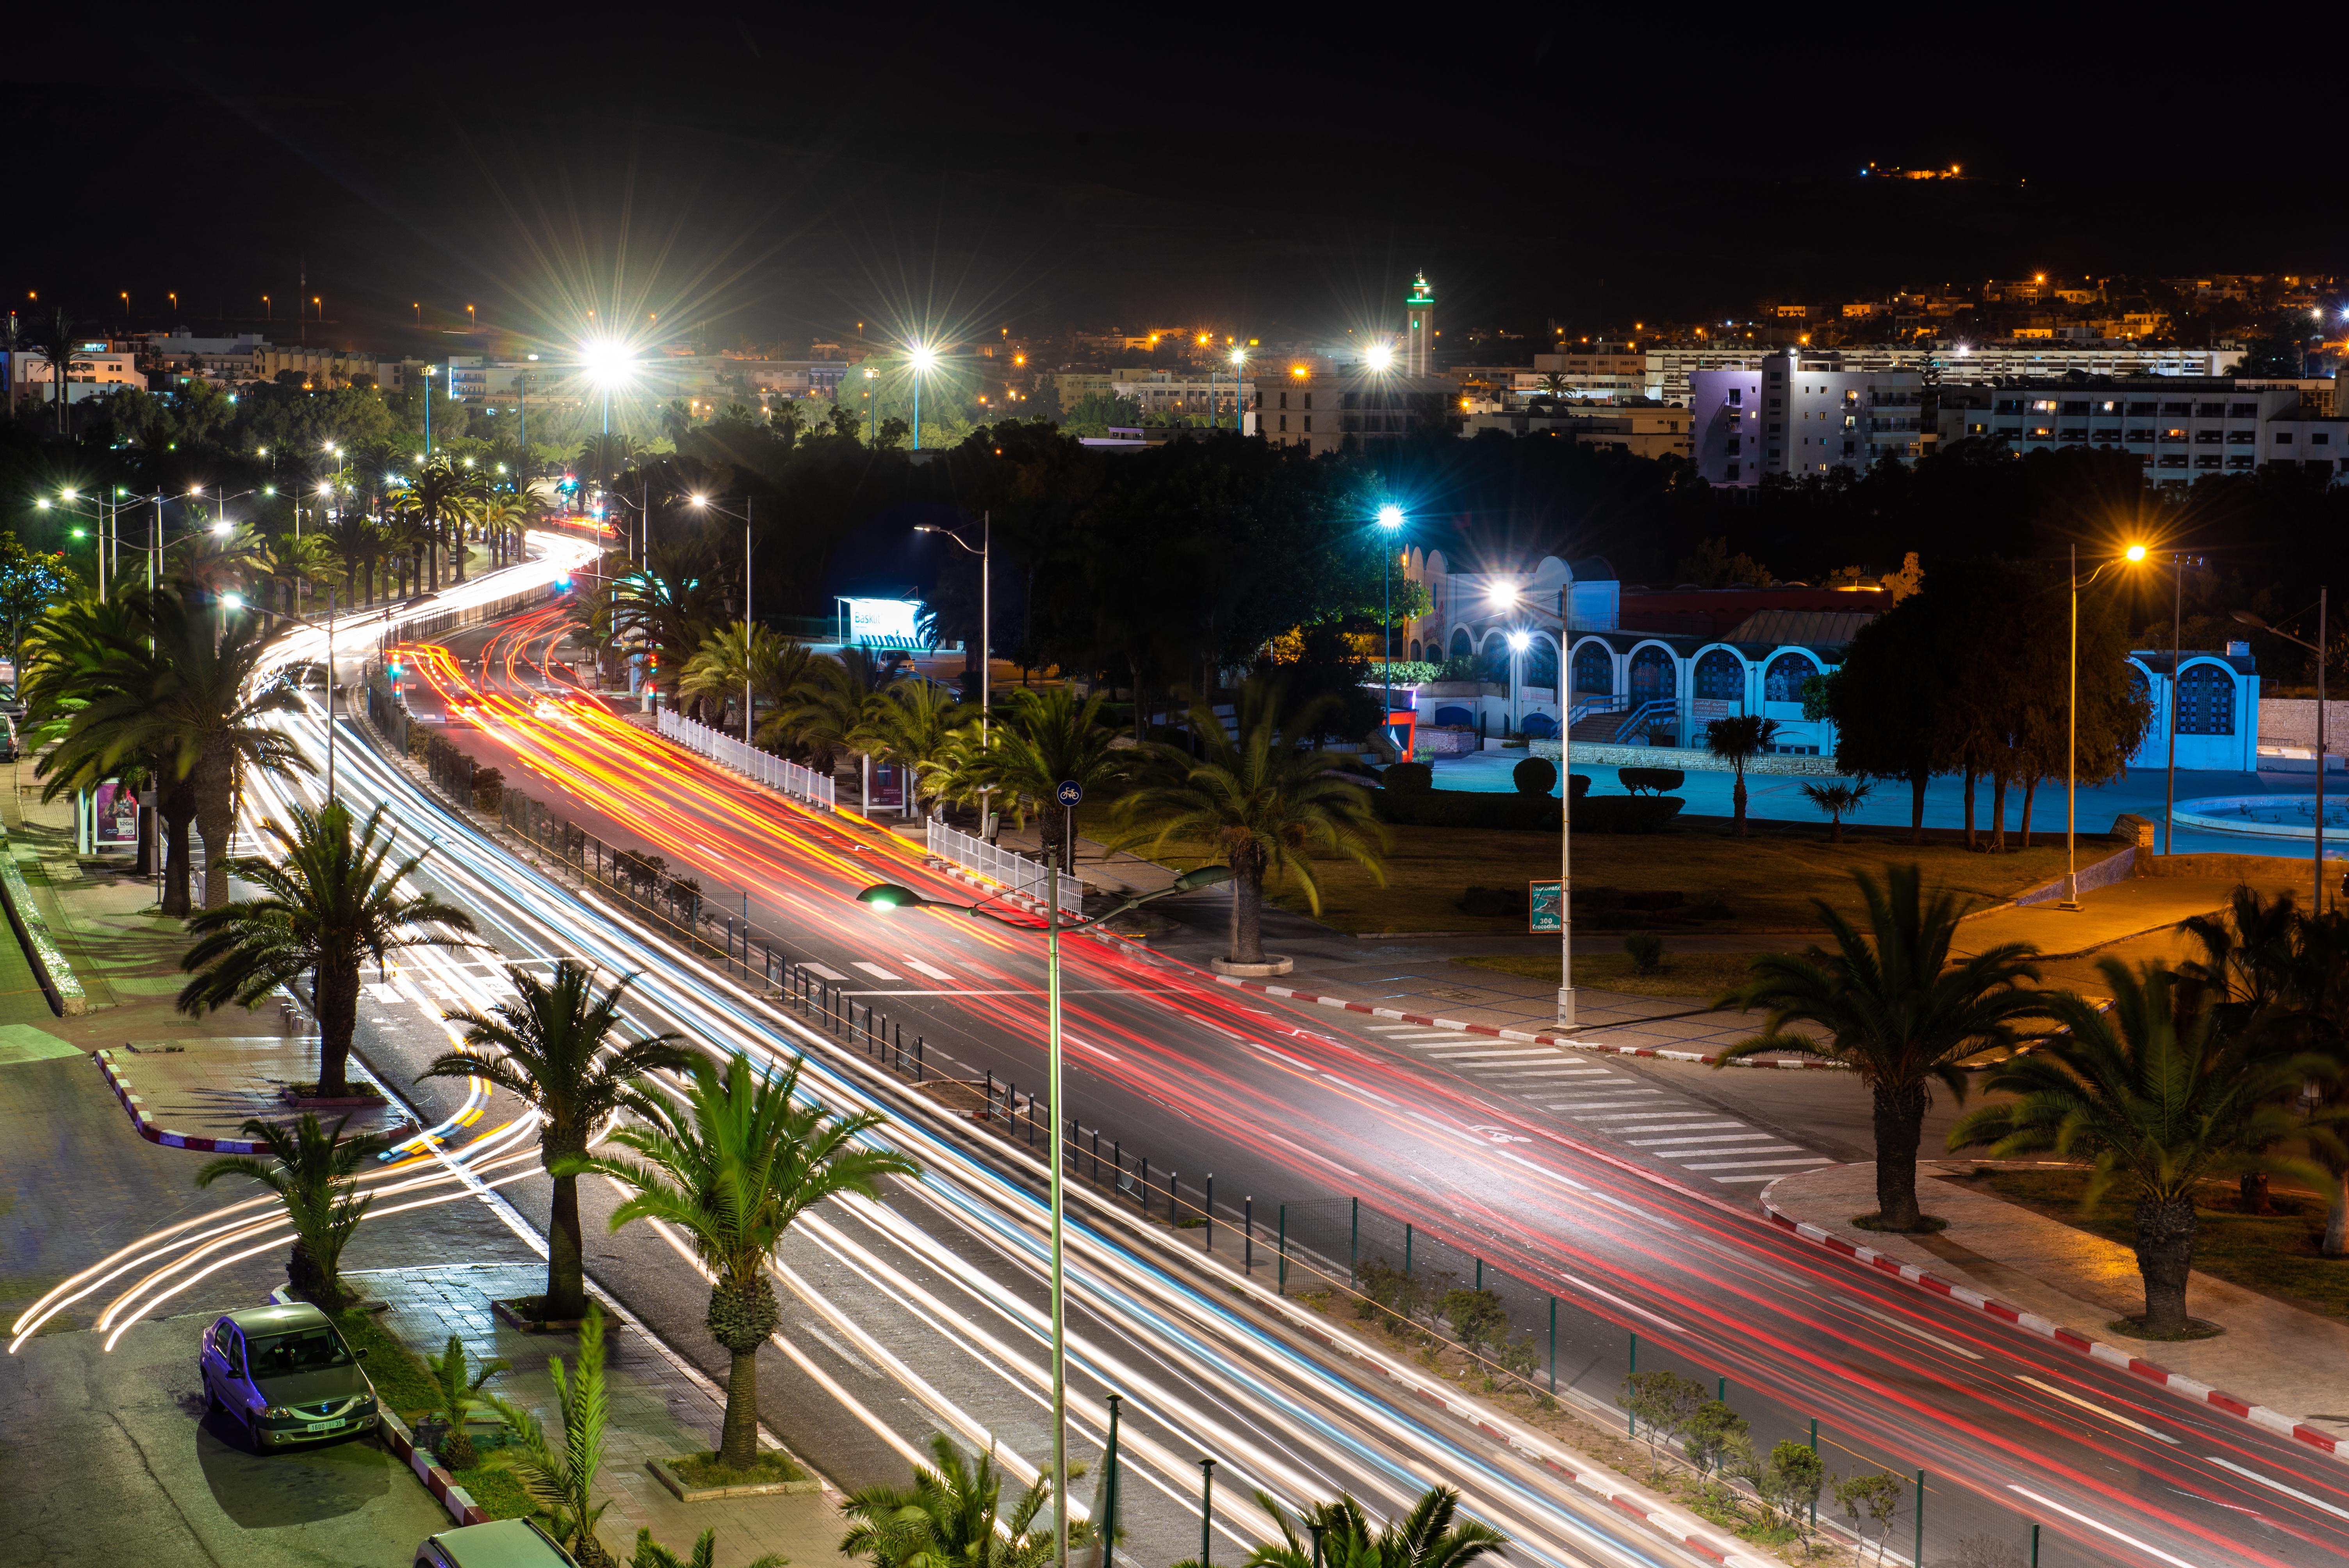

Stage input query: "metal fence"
[
  {"left": 927, "top": 818, "right": 1085, "bottom": 919},
  {"left": 656, "top": 710, "right": 838, "bottom": 811}
]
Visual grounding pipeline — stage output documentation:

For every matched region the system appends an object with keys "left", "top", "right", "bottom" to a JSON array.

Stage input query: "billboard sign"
[{"left": 840, "top": 597, "right": 923, "bottom": 645}]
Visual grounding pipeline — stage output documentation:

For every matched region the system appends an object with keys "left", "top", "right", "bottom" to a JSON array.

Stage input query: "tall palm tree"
[
  {"left": 767, "top": 646, "right": 884, "bottom": 774},
  {"left": 1117, "top": 681, "right": 1386, "bottom": 967},
  {"left": 24, "top": 593, "right": 188, "bottom": 892},
  {"left": 839, "top": 1431, "right": 1094, "bottom": 1568},
  {"left": 941, "top": 683, "right": 1122, "bottom": 855},
  {"left": 854, "top": 676, "right": 967, "bottom": 819},
  {"left": 179, "top": 799, "right": 480, "bottom": 1097},
  {"left": 577, "top": 432, "right": 644, "bottom": 495},
  {"left": 1704, "top": 714, "right": 1781, "bottom": 837},
  {"left": 559, "top": 1054, "right": 918, "bottom": 1470},
  {"left": 389, "top": 457, "right": 489, "bottom": 590},
  {"left": 195, "top": 1112, "right": 389, "bottom": 1306},
  {"left": 1718, "top": 864, "right": 2047, "bottom": 1230},
  {"left": 37, "top": 306, "right": 76, "bottom": 436},
  {"left": 1949, "top": 960, "right": 2326, "bottom": 1335},
  {"left": 1180, "top": 1485, "right": 1506, "bottom": 1568},
  {"left": 418, "top": 962, "right": 690, "bottom": 1321}
]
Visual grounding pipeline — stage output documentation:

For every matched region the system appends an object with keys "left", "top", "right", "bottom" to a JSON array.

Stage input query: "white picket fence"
[
  {"left": 927, "top": 819, "right": 1085, "bottom": 919},
  {"left": 656, "top": 711, "right": 838, "bottom": 811}
]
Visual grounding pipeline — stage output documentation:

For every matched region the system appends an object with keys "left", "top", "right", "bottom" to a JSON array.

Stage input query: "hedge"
[{"left": 1373, "top": 784, "right": 1682, "bottom": 834}]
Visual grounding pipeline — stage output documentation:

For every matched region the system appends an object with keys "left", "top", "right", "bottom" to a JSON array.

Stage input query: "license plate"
[{"left": 305, "top": 1419, "right": 342, "bottom": 1432}]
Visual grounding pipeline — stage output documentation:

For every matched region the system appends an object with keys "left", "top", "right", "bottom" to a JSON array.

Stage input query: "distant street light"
[
  {"left": 854, "top": 862, "right": 1235, "bottom": 1568},
  {"left": 907, "top": 344, "right": 939, "bottom": 451},
  {"left": 1376, "top": 506, "right": 1406, "bottom": 761},
  {"left": 688, "top": 494, "right": 756, "bottom": 745},
  {"left": 2063, "top": 544, "right": 2150, "bottom": 907}
]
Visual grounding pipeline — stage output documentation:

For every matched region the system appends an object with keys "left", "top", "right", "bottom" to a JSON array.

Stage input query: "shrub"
[
  {"left": 1440, "top": 1287, "right": 1510, "bottom": 1349},
  {"left": 1618, "top": 767, "right": 1684, "bottom": 795},
  {"left": 1383, "top": 762, "right": 1434, "bottom": 793},
  {"left": 472, "top": 768, "right": 505, "bottom": 812},
  {"left": 407, "top": 726, "right": 431, "bottom": 761},
  {"left": 1512, "top": 756, "right": 1557, "bottom": 795},
  {"left": 1624, "top": 934, "right": 1665, "bottom": 973},
  {"left": 1353, "top": 1258, "right": 1426, "bottom": 1331},
  {"left": 1459, "top": 885, "right": 1527, "bottom": 917}
]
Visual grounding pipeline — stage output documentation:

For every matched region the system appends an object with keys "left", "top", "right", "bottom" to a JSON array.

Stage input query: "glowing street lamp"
[
  {"left": 1365, "top": 342, "right": 1395, "bottom": 372},
  {"left": 1376, "top": 506, "right": 1406, "bottom": 758},
  {"left": 581, "top": 337, "right": 635, "bottom": 435},
  {"left": 2062, "top": 544, "right": 2151, "bottom": 907},
  {"left": 687, "top": 493, "right": 757, "bottom": 746},
  {"left": 853, "top": 862, "right": 1234, "bottom": 1568}
]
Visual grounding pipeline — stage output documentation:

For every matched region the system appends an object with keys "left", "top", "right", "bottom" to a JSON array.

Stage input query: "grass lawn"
[
  {"left": 335, "top": 1306, "right": 441, "bottom": 1420},
  {"left": 1097, "top": 806, "right": 2080, "bottom": 935},
  {"left": 1951, "top": 1167, "right": 2349, "bottom": 1321},
  {"left": 1456, "top": 948, "right": 1776, "bottom": 999}
]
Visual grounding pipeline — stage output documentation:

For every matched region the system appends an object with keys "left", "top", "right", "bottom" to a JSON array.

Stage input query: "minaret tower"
[{"left": 1404, "top": 271, "right": 1434, "bottom": 376}]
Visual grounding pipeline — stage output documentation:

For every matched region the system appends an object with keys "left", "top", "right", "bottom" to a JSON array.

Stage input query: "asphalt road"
[{"left": 359, "top": 600, "right": 2349, "bottom": 1568}]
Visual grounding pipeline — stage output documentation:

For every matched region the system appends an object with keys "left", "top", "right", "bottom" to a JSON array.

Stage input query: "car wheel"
[{"left": 245, "top": 1415, "right": 267, "bottom": 1455}]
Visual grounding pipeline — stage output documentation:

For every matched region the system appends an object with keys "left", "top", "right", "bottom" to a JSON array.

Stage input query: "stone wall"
[
  {"left": 2257, "top": 698, "right": 2349, "bottom": 750},
  {"left": 1530, "top": 739, "right": 1846, "bottom": 777}
]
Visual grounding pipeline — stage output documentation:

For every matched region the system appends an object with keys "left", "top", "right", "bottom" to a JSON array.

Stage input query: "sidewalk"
[
  {"left": 359, "top": 1263, "right": 852, "bottom": 1566},
  {"left": 1762, "top": 1160, "right": 2349, "bottom": 1442}
]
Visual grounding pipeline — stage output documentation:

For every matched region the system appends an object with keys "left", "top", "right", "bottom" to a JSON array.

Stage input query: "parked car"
[
  {"left": 414, "top": 1518, "right": 581, "bottom": 1568},
  {"left": 199, "top": 1302, "right": 379, "bottom": 1452}
]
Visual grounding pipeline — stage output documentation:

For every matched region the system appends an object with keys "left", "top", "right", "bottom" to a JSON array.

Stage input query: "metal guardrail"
[
  {"left": 927, "top": 818, "right": 1085, "bottom": 919},
  {"left": 1611, "top": 696, "right": 1678, "bottom": 743},
  {"left": 656, "top": 711, "right": 838, "bottom": 811}
]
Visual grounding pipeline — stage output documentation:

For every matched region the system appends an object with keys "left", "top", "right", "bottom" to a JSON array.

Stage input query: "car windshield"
[{"left": 246, "top": 1325, "right": 355, "bottom": 1377}]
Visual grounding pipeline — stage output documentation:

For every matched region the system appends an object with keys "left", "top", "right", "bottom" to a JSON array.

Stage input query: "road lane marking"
[
  {"left": 1428, "top": 1049, "right": 1561, "bottom": 1061},
  {"left": 1709, "top": 1175, "right": 1783, "bottom": 1183},
  {"left": 804, "top": 963, "right": 849, "bottom": 981},
  {"left": 1607, "top": 1121, "right": 1747, "bottom": 1133},
  {"left": 904, "top": 958, "right": 957, "bottom": 982},
  {"left": 1842, "top": 1300, "right": 1985, "bottom": 1360},
  {"left": 2007, "top": 1486, "right": 2200, "bottom": 1568},
  {"left": 2016, "top": 1376, "right": 2180, "bottom": 1443},
  {"left": 1485, "top": 1068, "right": 1616, "bottom": 1080},
  {"left": 1572, "top": 1110, "right": 1702, "bottom": 1121},
  {"left": 2204, "top": 1455, "right": 2349, "bottom": 1521},
  {"left": 1625, "top": 1135, "right": 1791, "bottom": 1148},
  {"left": 1681, "top": 1157, "right": 1832, "bottom": 1170},
  {"left": 851, "top": 962, "right": 904, "bottom": 981}
]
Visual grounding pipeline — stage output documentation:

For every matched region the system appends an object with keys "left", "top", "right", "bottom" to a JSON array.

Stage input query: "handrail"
[
  {"left": 656, "top": 710, "right": 837, "bottom": 811},
  {"left": 927, "top": 819, "right": 1085, "bottom": 919},
  {"left": 1611, "top": 697, "right": 1678, "bottom": 744}
]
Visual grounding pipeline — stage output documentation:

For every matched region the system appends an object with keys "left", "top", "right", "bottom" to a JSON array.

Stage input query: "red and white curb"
[
  {"left": 1757, "top": 1181, "right": 2348, "bottom": 1463},
  {"left": 923, "top": 858, "right": 1070, "bottom": 922},
  {"left": 1207, "top": 974, "right": 1846, "bottom": 1071},
  {"left": 95, "top": 1050, "right": 269, "bottom": 1154}
]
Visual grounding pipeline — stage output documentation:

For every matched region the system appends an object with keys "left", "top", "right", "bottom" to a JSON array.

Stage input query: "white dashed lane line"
[
  {"left": 851, "top": 962, "right": 905, "bottom": 982},
  {"left": 903, "top": 958, "right": 957, "bottom": 982}
]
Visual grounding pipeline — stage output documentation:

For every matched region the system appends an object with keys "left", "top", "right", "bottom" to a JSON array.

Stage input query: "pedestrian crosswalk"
[{"left": 1362, "top": 1023, "right": 1829, "bottom": 1185}]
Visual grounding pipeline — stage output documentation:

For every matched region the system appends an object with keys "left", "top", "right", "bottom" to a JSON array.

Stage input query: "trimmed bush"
[
  {"left": 1374, "top": 779, "right": 1676, "bottom": 834},
  {"left": 1618, "top": 767, "right": 1685, "bottom": 796},
  {"left": 1512, "top": 756, "right": 1558, "bottom": 796},
  {"left": 1383, "top": 761, "right": 1434, "bottom": 793},
  {"left": 1624, "top": 934, "right": 1665, "bottom": 973}
]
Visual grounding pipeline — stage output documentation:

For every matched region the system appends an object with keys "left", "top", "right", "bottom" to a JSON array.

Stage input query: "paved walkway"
[
  {"left": 360, "top": 1263, "right": 852, "bottom": 1568},
  {"left": 1764, "top": 1161, "right": 2349, "bottom": 1439}
]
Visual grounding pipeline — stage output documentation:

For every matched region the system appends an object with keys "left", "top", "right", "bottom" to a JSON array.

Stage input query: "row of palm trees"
[
  {"left": 676, "top": 632, "right": 1390, "bottom": 966},
  {"left": 1723, "top": 869, "right": 2349, "bottom": 1335}
]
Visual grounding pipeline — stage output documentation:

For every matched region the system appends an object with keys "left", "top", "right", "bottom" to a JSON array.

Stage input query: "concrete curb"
[
  {"left": 1755, "top": 1174, "right": 2347, "bottom": 1465},
  {"left": 379, "top": 1407, "right": 490, "bottom": 1527},
  {"left": 0, "top": 831, "right": 86, "bottom": 1016},
  {"left": 93, "top": 1049, "right": 269, "bottom": 1154},
  {"left": 1203, "top": 974, "right": 1846, "bottom": 1071}
]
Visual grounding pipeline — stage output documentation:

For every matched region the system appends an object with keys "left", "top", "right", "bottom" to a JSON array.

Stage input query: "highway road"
[
  {"left": 350, "top": 571, "right": 2349, "bottom": 1568},
  {"left": 43, "top": 547, "right": 1753, "bottom": 1568}
]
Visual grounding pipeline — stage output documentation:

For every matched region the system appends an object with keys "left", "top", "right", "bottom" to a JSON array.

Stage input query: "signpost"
[{"left": 1055, "top": 780, "right": 1083, "bottom": 868}]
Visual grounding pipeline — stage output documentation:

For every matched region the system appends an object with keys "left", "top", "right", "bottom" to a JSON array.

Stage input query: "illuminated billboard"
[{"left": 837, "top": 597, "right": 923, "bottom": 644}]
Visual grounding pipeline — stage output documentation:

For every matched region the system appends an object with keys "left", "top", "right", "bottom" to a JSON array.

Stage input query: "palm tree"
[
  {"left": 36, "top": 306, "right": 76, "bottom": 435},
  {"left": 680, "top": 620, "right": 786, "bottom": 732},
  {"left": 943, "top": 683, "right": 1123, "bottom": 855},
  {"left": 839, "top": 1431, "right": 1094, "bottom": 1568},
  {"left": 632, "top": 1527, "right": 784, "bottom": 1568},
  {"left": 179, "top": 798, "right": 480, "bottom": 1097},
  {"left": 419, "top": 962, "right": 690, "bottom": 1321},
  {"left": 1118, "top": 681, "right": 1386, "bottom": 967},
  {"left": 1704, "top": 714, "right": 1781, "bottom": 837},
  {"left": 1949, "top": 960, "right": 2326, "bottom": 1335},
  {"left": 484, "top": 1308, "right": 612, "bottom": 1565},
  {"left": 577, "top": 433, "right": 644, "bottom": 495},
  {"left": 767, "top": 647, "right": 884, "bottom": 774},
  {"left": 1179, "top": 1485, "right": 1506, "bottom": 1568},
  {"left": 195, "top": 1112, "right": 389, "bottom": 1306},
  {"left": 422, "top": 1333, "right": 508, "bottom": 1470},
  {"left": 389, "top": 457, "right": 489, "bottom": 589},
  {"left": 1799, "top": 780, "right": 1874, "bottom": 843},
  {"left": 855, "top": 676, "right": 967, "bottom": 819},
  {"left": 559, "top": 1054, "right": 918, "bottom": 1470},
  {"left": 1718, "top": 864, "right": 2047, "bottom": 1230}
]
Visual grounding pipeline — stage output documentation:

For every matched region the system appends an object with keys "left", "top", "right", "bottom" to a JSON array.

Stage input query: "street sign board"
[
  {"left": 1529, "top": 880, "right": 1563, "bottom": 934},
  {"left": 1055, "top": 780, "right": 1085, "bottom": 806}
]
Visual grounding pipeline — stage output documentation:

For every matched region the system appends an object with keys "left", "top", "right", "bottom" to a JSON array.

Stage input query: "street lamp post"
[
  {"left": 907, "top": 345, "right": 939, "bottom": 451},
  {"left": 2063, "top": 543, "right": 2149, "bottom": 908},
  {"left": 915, "top": 514, "right": 991, "bottom": 755},
  {"left": 2164, "top": 551, "right": 2183, "bottom": 856},
  {"left": 2234, "top": 598, "right": 2329, "bottom": 909},
  {"left": 1376, "top": 506, "right": 1404, "bottom": 757},
  {"left": 854, "top": 864, "right": 1235, "bottom": 1568},
  {"left": 1227, "top": 348, "right": 1246, "bottom": 432},
  {"left": 688, "top": 495, "right": 757, "bottom": 744}
]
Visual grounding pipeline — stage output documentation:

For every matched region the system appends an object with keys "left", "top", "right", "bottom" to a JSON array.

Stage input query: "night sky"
[{"left": 14, "top": 11, "right": 2338, "bottom": 349}]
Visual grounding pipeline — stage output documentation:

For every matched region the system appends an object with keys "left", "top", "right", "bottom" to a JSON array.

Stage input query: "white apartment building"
[
  {"left": 1460, "top": 402, "right": 1693, "bottom": 459},
  {"left": 1688, "top": 352, "right": 1927, "bottom": 485},
  {"left": 1109, "top": 369, "right": 1252, "bottom": 424},
  {"left": 5, "top": 343, "right": 146, "bottom": 400},
  {"left": 1930, "top": 342, "right": 2244, "bottom": 380},
  {"left": 1935, "top": 379, "right": 2347, "bottom": 487},
  {"left": 1251, "top": 365, "right": 1453, "bottom": 453}
]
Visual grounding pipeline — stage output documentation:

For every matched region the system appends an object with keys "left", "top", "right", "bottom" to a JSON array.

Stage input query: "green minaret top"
[{"left": 1406, "top": 272, "right": 1434, "bottom": 306}]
